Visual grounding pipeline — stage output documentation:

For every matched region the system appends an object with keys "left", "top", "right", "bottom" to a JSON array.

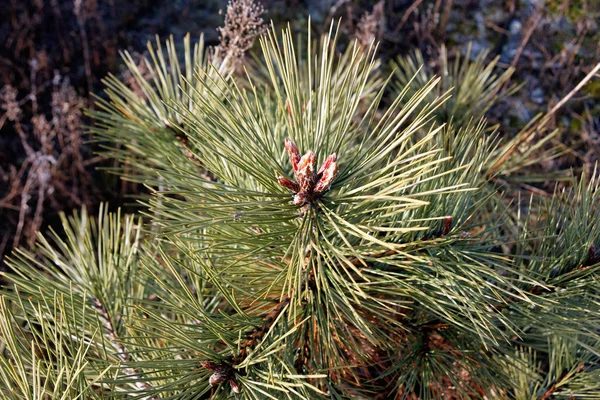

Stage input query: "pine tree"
[{"left": 1, "top": 15, "right": 600, "bottom": 400}]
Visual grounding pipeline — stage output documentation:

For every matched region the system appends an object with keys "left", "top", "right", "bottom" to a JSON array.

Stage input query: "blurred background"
[{"left": 1, "top": 0, "right": 599, "bottom": 269}]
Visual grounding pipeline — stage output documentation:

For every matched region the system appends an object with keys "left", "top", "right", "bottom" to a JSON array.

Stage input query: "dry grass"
[
  {"left": 354, "top": 1, "right": 385, "bottom": 48},
  {"left": 0, "top": 73, "right": 99, "bottom": 258},
  {"left": 0, "top": 0, "right": 122, "bottom": 268}
]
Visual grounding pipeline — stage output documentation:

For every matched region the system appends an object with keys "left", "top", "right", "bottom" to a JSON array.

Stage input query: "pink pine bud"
[
  {"left": 277, "top": 176, "right": 300, "bottom": 192},
  {"left": 294, "top": 191, "right": 309, "bottom": 206},
  {"left": 317, "top": 153, "right": 337, "bottom": 176},
  {"left": 229, "top": 378, "right": 241, "bottom": 393},
  {"left": 296, "top": 150, "right": 316, "bottom": 191},
  {"left": 284, "top": 138, "right": 301, "bottom": 172},
  {"left": 314, "top": 154, "right": 338, "bottom": 193},
  {"left": 209, "top": 371, "right": 228, "bottom": 386},
  {"left": 200, "top": 361, "right": 218, "bottom": 370}
]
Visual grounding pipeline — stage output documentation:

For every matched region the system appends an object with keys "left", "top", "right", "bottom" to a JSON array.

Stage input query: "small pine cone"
[
  {"left": 314, "top": 154, "right": 338, "bottom": 193},
  {"left": 285, "top": 138, "right": 301, "bottom": 172},
  {"left": 278, "top": 176, "right": 300, "bottom": 192}
]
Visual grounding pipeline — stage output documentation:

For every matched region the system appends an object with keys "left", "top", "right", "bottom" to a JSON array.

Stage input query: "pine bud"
[
  {"left": 296, "top": 150, "right": 316, "bottom": 192},
  {"left": 294, "top": 191, "right": 309, "bottom": 206},
  {"left": 229, "top": 378, "right": 241, "bottom": 393},
  {"left": 315, "top": 154, "right": 338, "bottom": 193},
  {"left": 209, "top": 370, "right": 228, "bottom": 386},
  {"left": 201, "top": 361, "right": 233, "bottom": 388},
  {"left": 200, "top": 361, "right": 218, "bottom": 370},
  {"left": 284, "top": 138, "right": 301, "bottom": 172},
  {"left": 278, "top": 176, "right": 300, "bottom": 192},
  {"left": 278, "top": 139, "right": 339, "bottom": 207},
  {"left": 317, "top": 153, "right": 336, "bottom": 176},
  {"left": 590, "top": 244, "right": 598, "bottom": 265},
  {"left": 442, "top": 216, "right": 453, "bottom": 236}
]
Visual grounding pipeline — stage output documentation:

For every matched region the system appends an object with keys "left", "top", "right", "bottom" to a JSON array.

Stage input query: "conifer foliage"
[{"left": 1, "top": 14, "right": 600, "bottom": 400}]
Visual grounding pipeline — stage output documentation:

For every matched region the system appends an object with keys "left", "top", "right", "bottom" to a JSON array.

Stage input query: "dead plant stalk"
[{"left": 488, "top": 62, "right": 600, "bottom": 177}]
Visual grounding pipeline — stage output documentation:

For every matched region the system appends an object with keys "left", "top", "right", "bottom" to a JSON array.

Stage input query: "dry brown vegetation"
[
  {"left": 0, "top": 78, "right": 98, "bottom": 251},
  {"left": 0, "top": 0, "right": 125, "bottom": 268}
]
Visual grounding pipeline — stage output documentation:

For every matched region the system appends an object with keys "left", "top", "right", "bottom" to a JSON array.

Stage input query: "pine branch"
[
  {"left": 234, "top": 296, "right": 290, "bottom": 365},
  {"left": 199, "top": 296, "right": 290, "bottom": 394},
  {"left": 538, "top": 363, "right": 586, "bottom": 400},
  {"left": 91, "top": 297, "right": 159, "bottom": 399}
]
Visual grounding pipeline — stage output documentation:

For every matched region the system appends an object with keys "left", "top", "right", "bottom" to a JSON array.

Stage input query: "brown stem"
[
  {"left": 74, "top": 1, "right": 93, "bottom": 105},
  {"left": 538, "top": 363, "right": 585, "bottom": 400},
  {"left": 393, "top": 0, "right": 425, "bottom": 34},
  {"left": 234, "top": 296, "right": 290, "bottom": 364},
  {"left": 201, "top": 296, "right": 291, "bottom": 394},
  {"left": 91, "top": 298, "right": 159, "bottom": 400},
  {"left": 509, "top": 11, "right": 542, "bottom": 71},
  {"left": 487, "top": 62, "right": 600, "bottom": 178}
]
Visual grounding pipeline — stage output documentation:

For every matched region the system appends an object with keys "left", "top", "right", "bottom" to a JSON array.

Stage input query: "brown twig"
[
  {"left": 74, "top": 0, "right": 93, "bottom": 103},
  {"left": 538, "top": 363, "right": 585, "bottom": 400},
  {"left": 510, "top": 11, "right": 542, "bottom": 71},
  {"left": 91, "top": 298, "right": 159, "bottom": 399},
  {"left": 201, "top": 296, "right": 291, "bottom": 394},
  {"left": 487, "top": 62, "right": 600, "bottom": 177},
  {"left": 393, "top": 0, "right": 425, "bottom": 34},
  {"left": 0, "top": 234, "right": 9, "bottom": 264}
]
